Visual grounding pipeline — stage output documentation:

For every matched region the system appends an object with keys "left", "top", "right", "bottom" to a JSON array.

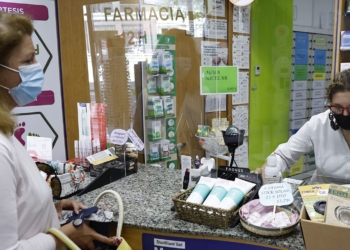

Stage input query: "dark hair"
[
  {"left": 0, "top": 12, "right": 34, "bottom": 64},
  {"left": 326, "top": 69, "right": 350, "bottom": 103},
  {"left": 0, "top": 12, "right": 33, "bottom": 135}
]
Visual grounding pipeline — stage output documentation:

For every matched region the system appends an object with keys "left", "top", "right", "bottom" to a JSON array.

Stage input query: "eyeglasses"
[
  {"left": 328, "top": 105, "right": 350, "bottom": 115},
  {"left": 36, "top": 162, "right": 62, "bottom": 198}
]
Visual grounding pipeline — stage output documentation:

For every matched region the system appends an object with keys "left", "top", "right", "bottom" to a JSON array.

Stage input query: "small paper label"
[
  {"left": 127, "top": 128, "right": 144, "bottom": 150},
  {"left": 27, "top": 136, "right": 52, "bottom": 161},
  {"left": 259, "top": 183, "right": 293, "bottom": 206},
  {"left": 110, "top": 129, "right": 128, "bottom": 145}
]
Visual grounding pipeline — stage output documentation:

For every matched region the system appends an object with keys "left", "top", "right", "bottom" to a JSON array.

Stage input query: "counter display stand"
[{"left": 141, "top": 35, "right": 178, "bottom": 170}]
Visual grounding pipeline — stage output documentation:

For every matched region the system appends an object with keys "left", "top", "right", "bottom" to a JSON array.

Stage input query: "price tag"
[
  {"left": 127, "top": 128, "right": 144, "bottom": 151},
  {"left": 258, "top": 182, "right": 294, "bottom": 206},
  {"left": 110, "top": 129, "right": 128, "bottom": 145}
]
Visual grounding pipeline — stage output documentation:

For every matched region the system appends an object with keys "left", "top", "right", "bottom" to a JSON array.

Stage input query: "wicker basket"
[
  {"left": 239, "top": 205, "right": 300, "bottom": 236},
  {"left": 172, "top": 185, "right": 251, "bottom": 229}
]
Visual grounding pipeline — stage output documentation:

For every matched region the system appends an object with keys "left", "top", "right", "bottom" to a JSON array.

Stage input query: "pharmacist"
[{"left": 256, "top": 69, "right": 350, "bottom": 184}]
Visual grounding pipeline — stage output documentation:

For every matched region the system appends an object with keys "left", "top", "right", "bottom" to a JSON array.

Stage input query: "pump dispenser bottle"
[{"left": 264, "top": 155, "right": 282, "bottom": 184}]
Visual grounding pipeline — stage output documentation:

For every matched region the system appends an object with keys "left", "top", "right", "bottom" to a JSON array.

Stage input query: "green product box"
[
  {"left": 159, "top": 50, "right": 173, "bottom": 74},
  {"left": 147, "top": 120, "right": 162, "bottom": 141},
  {"left": 146, "top": 52, "right": 160, "bottom": 74},
  {"left": 147, "top": 96, "right": 164, "bottom": 117},
  {"left": 157, "top": 74, "right": 171, "bottom": 95},
  {"left": 149, "top": 142, "right": 160, "bottom": 161},
  {"left": 146, "top": 75, "right": 157, "bottom": 94},
  {"left": 167, "top": 160, "right": 178, "bottom": 169},
  {"left": 162, "top": 96, "right": 175, "bottom": 117}
]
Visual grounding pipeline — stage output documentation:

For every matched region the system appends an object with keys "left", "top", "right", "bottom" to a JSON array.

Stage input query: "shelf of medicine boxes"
[
  {"left": 335, "top": 3, "right": 350, "bottom": 72},
  {"left": 143, "top": 56, "right": 177, "bottom": 160},
  {"left": 146, "top": 156, "right": 172, "bottom": 164}
]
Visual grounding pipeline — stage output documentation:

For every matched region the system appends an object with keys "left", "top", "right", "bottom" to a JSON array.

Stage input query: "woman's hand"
[
  {"left": 60, "top": 221, "right": 116, "bottom": 250},
  {"left": 55, "top": 199, "right": 87, "bottom": 218}
]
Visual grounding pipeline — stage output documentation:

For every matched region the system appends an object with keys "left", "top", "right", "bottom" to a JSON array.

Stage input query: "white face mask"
[{"left": 0, "top": 63, "right": 44, "bottom": 106}]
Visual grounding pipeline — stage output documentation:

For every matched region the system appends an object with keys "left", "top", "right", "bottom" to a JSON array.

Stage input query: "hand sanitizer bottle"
[{"left": 264, "top": 155, "right": 282, "bottom": 184}]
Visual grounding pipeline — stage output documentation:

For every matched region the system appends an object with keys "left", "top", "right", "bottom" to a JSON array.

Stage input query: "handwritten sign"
[
  {"left": 200, "top": 66, "right": 238, "bottom": 95},
  {"left": 258, "top": 183, "right": 294, "bottom": 206},
  {"left": 27, "top": 136, "right": 52, "bottom": 161},
  {"left": 110, "top": 129, "right": 128, "bottom": 145},
  {"left": 127, "top": 128, "right": 144, "bottom": 151}
]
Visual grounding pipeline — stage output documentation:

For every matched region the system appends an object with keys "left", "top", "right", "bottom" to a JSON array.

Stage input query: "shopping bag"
[{"left": 48, "top": 190, "right": 132, "bottom": 250}]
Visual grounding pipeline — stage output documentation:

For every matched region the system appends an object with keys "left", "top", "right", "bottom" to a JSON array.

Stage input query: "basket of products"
[
  {"left": 172, "top": 177, "right": 255, "bottom": 229},
  {"left": 239, "top": 199, "right": 300, "bottom": 236}
]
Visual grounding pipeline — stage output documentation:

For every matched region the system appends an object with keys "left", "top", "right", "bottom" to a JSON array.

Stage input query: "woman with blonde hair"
[{"left": 0, "top": 12, "right": 115, "bottom": 249}]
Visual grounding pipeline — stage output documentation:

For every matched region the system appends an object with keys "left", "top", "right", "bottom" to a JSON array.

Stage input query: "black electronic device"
[
  {"left": 78, "top": 166, "right": 134, "bottom": 196},
  {"left": 221, "top": 126, "right": 245, "bottom": 167},
  {"left": 218, "top": 166, "right": 250, "bottom": 181}
]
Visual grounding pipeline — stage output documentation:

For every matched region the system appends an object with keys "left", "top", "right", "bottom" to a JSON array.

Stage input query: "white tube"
[
  {"left": 202, "top": 178, "right": 234, "bottom": 208},
  {"left": 79, "top": 140, "right": 84, "bottom": 164},
  {"left": 74, "top": 140, "right": 79, "bottom": 163},
  {"left": 219, "top": 178, "right": 256, "bottom": 210},
  {"left": 186, "top": 177, "right": 217, "bottom": 204}
]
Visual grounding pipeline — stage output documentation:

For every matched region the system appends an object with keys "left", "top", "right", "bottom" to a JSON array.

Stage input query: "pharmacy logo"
[{"left": 14, "top": 112, "right": 58, "bottom": 147}]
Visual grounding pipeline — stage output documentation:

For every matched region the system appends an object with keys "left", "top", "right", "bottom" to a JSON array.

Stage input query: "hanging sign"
[{"left": 200, "top": 66, "right": 239, "bottom": 95}]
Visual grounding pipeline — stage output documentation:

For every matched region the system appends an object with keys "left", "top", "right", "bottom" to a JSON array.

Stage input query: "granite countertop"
[{"left": 72, "top": 165, "right": 305, "bottom": 250}]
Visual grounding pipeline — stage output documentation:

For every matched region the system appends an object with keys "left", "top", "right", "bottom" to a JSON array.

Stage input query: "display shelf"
[
  {"left": 146, "top": 157, "right": 172, "bottom": 164},
  {"left": 333, "top": 0, "right": 350, "bottom": 75},
  {"left": 145, "top": 116, "right": 165, "bottom": 119},
  {"left": 145, "top": 115, "right": 175, "bottom": 120},
  {"left": 141, "top": 35, "right": 178, "bottom": 168}
]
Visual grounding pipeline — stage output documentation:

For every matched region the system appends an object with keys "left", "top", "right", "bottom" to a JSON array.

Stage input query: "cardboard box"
[{"left": 300, "top": 205, "right": 350, "bottom": 250}]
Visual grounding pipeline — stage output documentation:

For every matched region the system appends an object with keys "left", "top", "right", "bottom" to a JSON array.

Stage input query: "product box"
[
  {"left": 147, "top": 96, "right": 164, "bottom": 117},
  {"left": 162, "top": 96, "right": 175, "bottom": 116},
  {"left": 147, "top": 120, "right": 162, "bottom": 141},
  {"left": 325, "top": 184, "right": 350, "bottom": 227},
  {"left": 300, "top": 204, "right": 350, "bottom": 250},
  {"left": 341, "top": 62, "right": 350, "bottom": 72},
  {"left": 298, "top": 184, "right": 330, "bottom": 222},
  {"left": 340, "top": 30, "right": 350, "bottom": 51}
]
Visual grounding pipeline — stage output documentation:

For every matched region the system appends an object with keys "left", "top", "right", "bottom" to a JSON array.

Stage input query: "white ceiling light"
[{"left": 232, "top": 0, "right": 254, "bottom": 6}]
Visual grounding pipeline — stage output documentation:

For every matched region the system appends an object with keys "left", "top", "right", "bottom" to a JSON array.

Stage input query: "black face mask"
[{"left": 334, "top": 114, "right": 350, "bottom": 130}]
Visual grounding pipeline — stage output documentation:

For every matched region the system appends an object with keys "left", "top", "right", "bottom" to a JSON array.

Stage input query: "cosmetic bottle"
[
  {"left": 194, "top": 155, "right": 201, "bottom": 169},
  {"left": 264, "top": 155, "right": 282, "bottom": 184}
]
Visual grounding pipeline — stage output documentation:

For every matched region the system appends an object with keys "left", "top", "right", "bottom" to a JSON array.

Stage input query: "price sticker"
[
  {"left": 259, "top": 182, "right": 294, "bottom": 206},
  {"left": 110, "top": 129, "right": 128, "bottom": 145},
  {"left": 127, "top": 128, "right": 144, "bottom": 151}
]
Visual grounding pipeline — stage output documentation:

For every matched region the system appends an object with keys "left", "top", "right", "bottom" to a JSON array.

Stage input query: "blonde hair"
[{"left": 0, "top": 12, "right": 33, "bottom": 135}]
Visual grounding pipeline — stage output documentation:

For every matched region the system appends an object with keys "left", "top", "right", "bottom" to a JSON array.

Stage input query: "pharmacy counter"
[{"left": 72, "top": 165, "right": 305, "bottom": 250}]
